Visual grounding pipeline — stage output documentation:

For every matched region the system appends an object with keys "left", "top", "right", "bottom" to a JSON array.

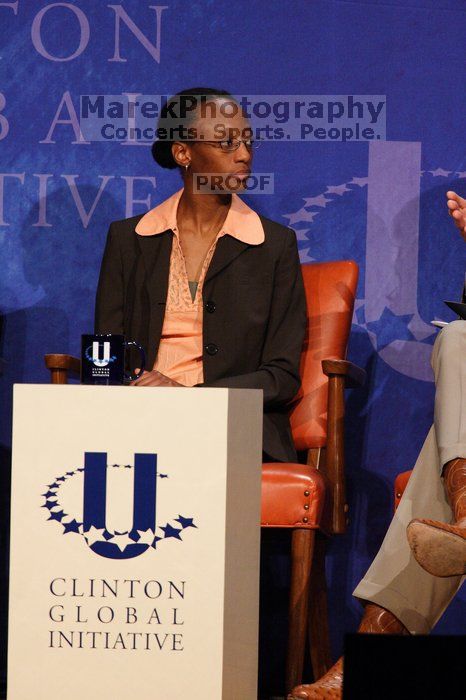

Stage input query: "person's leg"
[
  {"left": 407, "top": 321, "right": 466, "bottom": 576},
  {"left": 288, "top": 428, "right": 463, "bottom": 699},
  {"left": 288, "top": 323, "right": 466, "bottom": 700},
  {"left": 431, "top": 320, "right": 466, "bottom": 469},
  {"left": 352, "top": 427, "right": 463, "bottom": 633},
  {"left": 407, "top": 457, "right": 466, "bottom": 576},
  {"left": 288, "top": 603, "right": 408, "bottom": 699}
]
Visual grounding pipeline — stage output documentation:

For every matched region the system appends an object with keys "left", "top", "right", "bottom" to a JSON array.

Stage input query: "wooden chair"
[
  {"left": 44, "top": 353, "right": 80, "bottom": 383},
  {"left": 261, "top": 260, "right": 365, "bottom": 693},
  {"left": 45, "top": 260, "right": 365, "bottom": 694}
]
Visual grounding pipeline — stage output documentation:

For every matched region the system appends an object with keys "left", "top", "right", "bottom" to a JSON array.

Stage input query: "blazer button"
[
  {"left": 205, "top": 343, "right": 218, "bottom": 356},
  {"left": 205, "top": 300, "right": 216, "bottom": 313}
]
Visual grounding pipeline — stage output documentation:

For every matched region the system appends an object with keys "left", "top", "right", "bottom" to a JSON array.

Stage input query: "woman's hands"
[
  {"left": 130, "top": 370, "right": 183, "bottom": 387},
  {"left": 447, "top": 190, "right": 466, "bottom": 242}
]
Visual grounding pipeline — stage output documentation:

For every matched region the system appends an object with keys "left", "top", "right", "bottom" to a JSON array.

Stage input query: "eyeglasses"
[{"left": 192, "top": 137, "right": 261, "bottom": 152}]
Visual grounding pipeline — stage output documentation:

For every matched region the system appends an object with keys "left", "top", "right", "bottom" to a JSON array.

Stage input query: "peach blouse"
[{"left": 135, "top": 188, "right": 265, "bottom": 386}]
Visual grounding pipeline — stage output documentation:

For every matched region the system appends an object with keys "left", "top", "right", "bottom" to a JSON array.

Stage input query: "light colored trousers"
[{"left": 353, "top": 320, "right": 466, "bottom": 633}]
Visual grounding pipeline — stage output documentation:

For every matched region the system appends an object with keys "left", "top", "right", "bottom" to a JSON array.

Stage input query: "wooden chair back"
[{"left": 290, "top": 260, "right": 359, "bottom": 451}]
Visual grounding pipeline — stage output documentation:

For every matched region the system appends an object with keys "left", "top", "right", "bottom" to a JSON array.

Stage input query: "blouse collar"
[{"left": 135, "top": 187, "right": 265, "bottom": 245}]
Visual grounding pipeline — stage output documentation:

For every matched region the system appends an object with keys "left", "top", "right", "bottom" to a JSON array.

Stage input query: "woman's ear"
[{"left": 172, "top": 142, "right": 191, "bottom": 169}]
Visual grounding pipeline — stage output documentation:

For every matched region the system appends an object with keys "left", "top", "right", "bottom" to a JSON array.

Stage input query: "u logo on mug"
[
  {"left": 87, "top": 341, "right": 116, "bottom": 367},
  {"left": 81, "top": 334, "right": 145, "bottom": 385}
]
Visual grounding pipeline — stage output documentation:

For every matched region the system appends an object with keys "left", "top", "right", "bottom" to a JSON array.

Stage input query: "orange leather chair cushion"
[
  {"left": 290, "top": 261, "right": 358, "bottom": 451},
  {"left": 261, "top": 462, "right": 328, "bottom": 529},
  {"left": 394, "top": 470, "right": 412, "bottom": 511}
]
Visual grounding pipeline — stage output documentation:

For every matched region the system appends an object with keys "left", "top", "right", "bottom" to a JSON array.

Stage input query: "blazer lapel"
[
  {"left": 136, "top": 229, "right": 173, "bottom": 365},
  {"left": 136, "top": 229, "right": 251, "bottom": 365},
  {"left": 205, "top": 235, "right": 251, "bottom": 283}
]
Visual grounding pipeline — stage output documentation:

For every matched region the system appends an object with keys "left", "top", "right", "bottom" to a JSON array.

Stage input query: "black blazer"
[{"left": 94, "top": 212, "right": 307, "bottom": 463}]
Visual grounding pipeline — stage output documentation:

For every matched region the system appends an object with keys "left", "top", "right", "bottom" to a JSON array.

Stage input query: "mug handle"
[{"left": 124, "top": 341, "right": 146, "bottom": 382}]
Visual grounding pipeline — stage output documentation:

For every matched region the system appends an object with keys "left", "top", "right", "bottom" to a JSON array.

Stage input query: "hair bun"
[{"left": 151, "top": 139, "right": 177, "bottom": 169}]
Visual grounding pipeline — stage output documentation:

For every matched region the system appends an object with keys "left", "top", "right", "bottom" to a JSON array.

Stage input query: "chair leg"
[
  {"left": 308, "top": 531, "right": 332, "bottom": 679},
  {"left": 286, "top": 528, "right": 316, "bottom": 694}
]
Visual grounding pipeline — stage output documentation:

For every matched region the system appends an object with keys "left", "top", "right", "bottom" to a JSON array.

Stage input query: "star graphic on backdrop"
[
  {"left": 302, "top": 194, "right": 331, "bottom": 207},
  {"left": 282, "top": 176, "right": 370, "bottom": 239},
  {"left": 296, "top": 229, "right": 310, "bottom": 240},
  {"left": 124, "top": 464, "right": 132, "bottom": 469},
  {"left": 48, "top": 510, "right": 65, "bottom": 522},
  {"left": 297, "top": 234, "right": 313, "bottom": 251},
  {"left": 455, "top": 171, "right": 466, "bottom": 178},
  {"left": 366, "top": 308, "right": 416, "bottom": 350},
  {"left": 111, "top": 533, "right": 134, "bottom": 552},
  {"left": 356, "top": 305, "right": 366, "bottom": 325},
  {"left": 76, "top": 468, "right": 84, "bottom": 472},
  {"left": 161, "top": 524, "right": 183, "bottom": 540},
  {"left": 137, "top": 528, "right": 156, "bottom": 545},
  {"left": 66, "top": 471, "right": 75, "bottom": 476},
  {"left": 175, "top": 516, "right": 197, "bottom": 529},
  {"left": 62, "top": 519, "right": 82, "bottom": 534},
  {"left": 42, "top": 490, "right": 57, "bottom": 498},
  {"left": 349, "top": 177, "right": 368, "bottom": 187},
  {"left": 325, "top": 184, "right": 350, "bottom": 195},
  {"left": 41, "top": 499, "right": 58, "bottom": 509},
  {"left": 56, "top": 476, "right": 66, "bottom": 482},
  {"left": 428, "top": 168, "right": 451, "bottom": 177},
  {"left": 48, "top": 482, "right": 59, "bottom": 489},
  {"left": 151, "top": 536, "right": 162, "bottom": 549},
  {"left": 284, "top": 207, "right": 317, "bottom": 225},
  {"left": 159, "top": 474, "right": 169, "bottom": 479},
  {"left": 83, "top": 526, "right": 106, "bottom": 545},
  {"left": 354, "top": 298, "right": 364, "bottom": 312},
  {"left": 297, "top": 210, "right": 317, "bottom": 223}
]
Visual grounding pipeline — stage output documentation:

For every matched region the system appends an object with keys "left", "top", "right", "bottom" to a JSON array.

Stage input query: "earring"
[{"left": 185, "top": 163, "right": 190, "bottom": 171}]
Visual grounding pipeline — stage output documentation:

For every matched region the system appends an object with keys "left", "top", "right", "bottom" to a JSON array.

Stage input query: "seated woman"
[
  {"left": 290, "top": 191, "right": 466, "bottom": 700},
  {"left": 95, "top": 86, "right": 307, "bottom": 464}
]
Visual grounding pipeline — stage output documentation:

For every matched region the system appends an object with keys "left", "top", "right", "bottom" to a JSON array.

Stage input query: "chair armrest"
[
  {"left": 44, "top": 354, "right": 80, "bottom": 384},
  {"left": 321, "top": 359, "right": 366, "bottom": 388},
  {"left": 320, "top": 359, "right": 365, "bottom": 534}
]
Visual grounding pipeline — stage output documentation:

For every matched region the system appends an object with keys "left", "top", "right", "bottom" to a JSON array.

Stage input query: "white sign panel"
[{"left": 8, "top": 385, "right": 263, "bottom": 699}]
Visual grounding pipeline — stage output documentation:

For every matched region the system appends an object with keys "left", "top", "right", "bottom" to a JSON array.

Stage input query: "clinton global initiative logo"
[{"left": 41, "top": 452, "right": 197, "bottom": 560}]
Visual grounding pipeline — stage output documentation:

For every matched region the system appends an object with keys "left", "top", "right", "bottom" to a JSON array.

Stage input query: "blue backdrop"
[{"left": 1, "top": 0, "right": 465, "bottom": 691}]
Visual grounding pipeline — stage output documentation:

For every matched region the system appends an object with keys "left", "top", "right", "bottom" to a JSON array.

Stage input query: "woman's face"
[{"left": 174, "top": 97, "right": 254, "bottom": 191}]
